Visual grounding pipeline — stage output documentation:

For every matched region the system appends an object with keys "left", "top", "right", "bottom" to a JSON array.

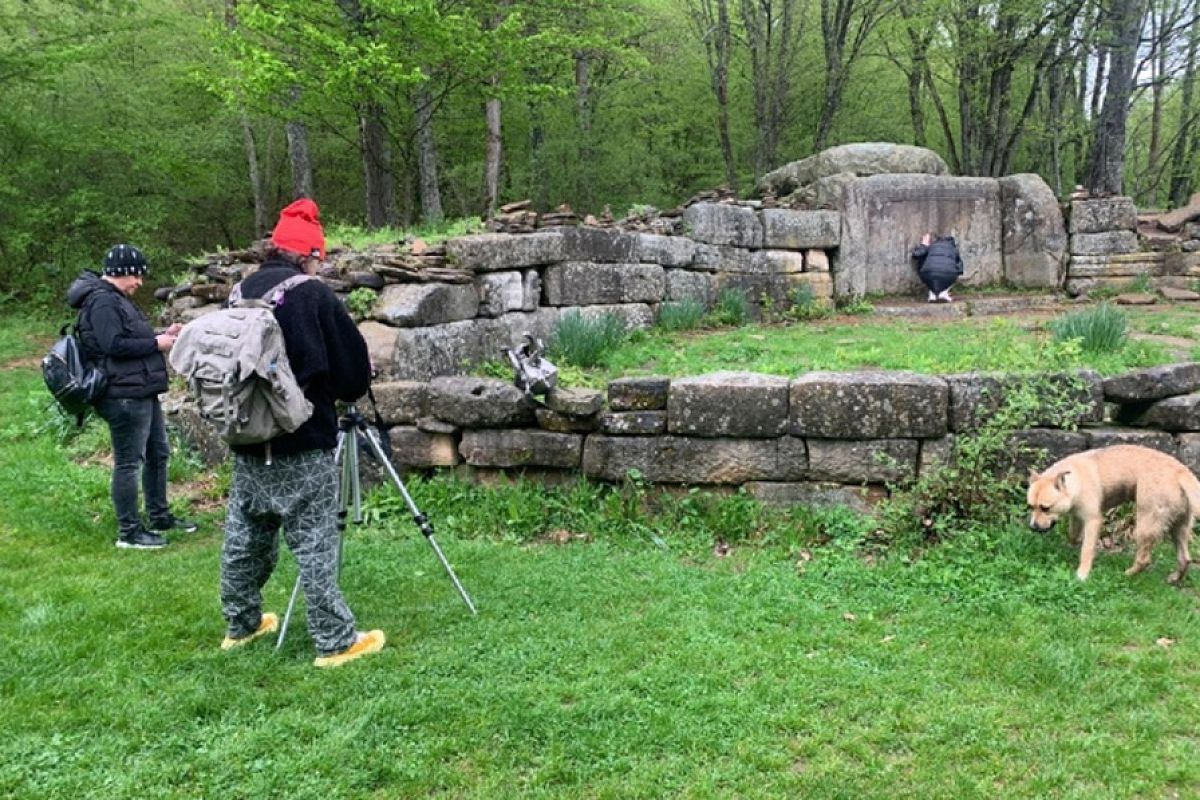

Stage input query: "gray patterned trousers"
[{"left": 221, "top": 449, "right": 356, "bottom": 655}]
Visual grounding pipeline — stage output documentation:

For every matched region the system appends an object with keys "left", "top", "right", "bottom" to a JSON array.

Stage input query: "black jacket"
[
  {"left": 911, "top": 237, "right": 964, "bottom": 278},
  {"left": 229, "top": 261, "right": 371, "bottom": 458},
  {"left": 67, "top": 271, "right": 168, "bottom": 399}
]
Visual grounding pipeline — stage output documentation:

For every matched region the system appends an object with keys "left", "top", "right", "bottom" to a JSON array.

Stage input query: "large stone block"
[
  {"left": 665, "top": 269, "right": 716, "bottom": 306},
  {"left": 759, "top": 209, "right": 841, "bottom": 250},
  {"left": 608, "top": 376, "right": 671, "bottom": 411},
  {"left": 1102, "top": 363, "right": 1200, "bottom": 402},
  {"left": 387, "top": 318, "right": 502, "bottom": 380},
  {"left": 692, "top": 243, "right": 755, "bottom": 272},
  {"left": 370, "top": 380, "right": 428, "bottom": 425},
  {"left": 554, "top": 226, "right": 640, "bottom": 262},
  {"left": 598, "top": 411, "right": 668, "bottom": 435},
  {"left": 444, "top": 231, "right": 564, "bottom": 271},
  {"left": 1127, "top": 393, "right": 1200, "bottom": 431},
  {"left": 1177, "top": 433, "right": 1200, "bottom": 475},
  {"left": 372, "top": 282, "right": 479, "bottom": 327},
  {"left": 683, "top": 202, "right": 763, "bottom": 248},
  {"left": 836, "top": 174, "right": 1003, "bottom": 299},
  {"left": 1069, "top": 197, "right": 1137, "bottom": 234},
  {"left": 1067, "top": 254, "right": 1163, "bottom": 278},
  {"left": 476, "top": 271, "right": 530, "bottom": 317},
  {"left": 756, "top": 142, "right": 949, "bottom": 196},
  {"left": 1010, "top": 429, "right": 1089, "bottom": 474},
  {"left": 581, "top": 435, "right": 807, "bottom": 484},
  {"left": 358, "top": 321, "right": 401, "bottom": 377},
  {"left": 1070, "top": 230, "right": 1138, "bottom": 256},
  {"left": 715, "top": 273, "right": 833, "bottom": 320},
  {"left": 542, "top": 262, "right": 665, "bottom": 305},
  {"left": 1084, "top": 427, "right": 1178, "bottom": 455},
  {"left": 750, "top": 250, "right": 806, "bottom": 274},
  {"left": 388, "top": 426, "right": 460, "bottom": 468},
  {"left": 494, "top": 308, "right": 563, "bottom": 353},
  {"left": 805, "top": 438, "right": 918, "bottom": 483},
  {"left": 945, "top": 371, "right": 1104, "bottom": 432},
  {"left": 999, "top": 174, "right": 1066, "bottom": 288},
  {"left": 460, "top": 429, "right": 582, "bottom": 469},
  {"left": 637, "top": 233, "right": 696, "bottom": 266},
  {"left": 557, "top": 303, "right": 655, "bottom": 332},
  {"left": 790, "top": 371, "right": 948, "bottom": 438},
  {"left": 429, "top": 376, "right": 537, "bottom": 428},
  {"left": 667, "top": 372, "right": 790, "bottom": 438},
  {"left": 1164, "top": 252, "right": 1200, "bottom": 276}
]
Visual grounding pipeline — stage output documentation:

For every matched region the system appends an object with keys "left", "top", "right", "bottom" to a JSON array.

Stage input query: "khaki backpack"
[{"left": 169, "top": 275, "right": 314, "bottom": 448}]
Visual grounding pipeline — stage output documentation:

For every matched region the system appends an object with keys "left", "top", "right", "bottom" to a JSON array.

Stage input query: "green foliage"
[
  {"left": 1126, "top": 273, "right": 1154, "bottom": 294},
  {"left": 834, "top": 294, "right": 875, "bottom": 315},
  {"left": 344, "top": 287, "right": 377, "bottom": 321},
  {"left": 656, "top": 299, "right": 706, "bottom": 331},
  {"left": 1050, "top": 302, "right": 1129, "bottom": 353},
  {"left": 708, "top": 288, "right": 750, "bottom": 327},
  {"left": 325, "top": 218, "right": 485, "bottom": 250},
  {"left": 783, "top": 284, "right": 832, "bottom": 322},
  {"left": 549, "top": 310, "right": 626, "bottom": 368}
]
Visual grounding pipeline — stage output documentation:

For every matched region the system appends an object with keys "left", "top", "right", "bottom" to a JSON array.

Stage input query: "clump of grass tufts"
[
  {"left": 549, "top": 310, "right": 626, "bottom": 368},
  {"left": 657, "top": 299, "right": 706, "bottom": 331},
  {"left": 709, "top": 288, "right": 749, "bottom": 326},
  {"left": 1050, "top": 302, "right": 1128, "bottom": 353}
]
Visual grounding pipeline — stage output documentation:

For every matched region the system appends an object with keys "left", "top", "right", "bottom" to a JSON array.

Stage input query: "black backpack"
[{"left": 42, "top": 323, "right": 107, "bottom": 426}]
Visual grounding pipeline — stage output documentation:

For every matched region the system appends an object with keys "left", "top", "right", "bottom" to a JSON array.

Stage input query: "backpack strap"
[{"left": 228, "top": 274, "right": 315, "bottom": 309}]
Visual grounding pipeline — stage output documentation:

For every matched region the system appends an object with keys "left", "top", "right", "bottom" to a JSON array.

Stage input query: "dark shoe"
[
  {"left": 116, "top": 528, "right": 168, "bottom": 550},
  {"left": 149, "top": 515, "right": 198, "bottom": 534}
]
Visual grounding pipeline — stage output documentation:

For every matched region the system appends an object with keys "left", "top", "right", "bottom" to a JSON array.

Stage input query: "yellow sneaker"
[
  {"left": 220, "top": 612, "right": 279, "bottom": 651},
  {"left": 313, "top": 630, "right": 386, "bottom": 668}
]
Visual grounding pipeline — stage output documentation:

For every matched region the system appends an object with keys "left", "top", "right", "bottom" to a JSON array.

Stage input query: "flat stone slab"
[
  {"left": 805, "top": 438, "right": 919, "bottom": 483},
  {"left": 582, "top": 435, "right": 807, "bottom": 484},
  {"left": 1104, "top": 363, "right": 1200, "bottom": 402},
  {"left": 460, "top": 429, "right": 582, "bottom": 469},
  {"left": 608, "top": 376, "right": 671, "bottom": 411},
  {"left": 1128, "top": 393, "right": 1200, "bottom": 431},
  {"left": 444, "top": 231, "right": 564, "bottom": 270},
  {"left": 428, "top": 376, "right": 537, "bottom": 428},
  {"left": 668, "top": 372, "right": 790, "bottom": 438},
  {"left": 790, "top": 371, "right": 948, "bottom": 438}
]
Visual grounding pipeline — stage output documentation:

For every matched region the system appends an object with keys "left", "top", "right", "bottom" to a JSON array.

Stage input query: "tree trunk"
[
  {"left": 360, "top": 103, "right": 395, "bottom": 229},
  {"left": 739, "top": 0, "right": 801, "bottom": 178},
  {"left": 1168, "top": 1, "right": 1199, "bottom": 205},
  {"left": 575, "top": 51, "right": 595, "bottom": 208},
  {"left": 1084, "top": 0, "right": 1149, "bottom": 194},
  {"left": 224, "top": 0, "right": 267, "bottom": 236},
  {"left": 483, "top": 91, "right": 502, "bottom": 219},
  {"left": 413, "top": 85, "right": 444, "bottom": 225}
]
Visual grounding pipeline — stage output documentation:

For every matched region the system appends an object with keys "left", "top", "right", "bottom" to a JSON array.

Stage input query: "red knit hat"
[{"left": 271, "top": 198, "right": 325, "bottom": 260}]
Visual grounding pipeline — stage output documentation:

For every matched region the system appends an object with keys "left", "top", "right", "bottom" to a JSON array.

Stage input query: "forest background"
[{"left": 2, "top": 0, "right": 1198, "bottom": 306}]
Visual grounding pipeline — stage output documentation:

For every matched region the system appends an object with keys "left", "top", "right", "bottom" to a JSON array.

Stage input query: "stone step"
[{"left": 869, "top": 293, "right": 1064, "bottom": 318}]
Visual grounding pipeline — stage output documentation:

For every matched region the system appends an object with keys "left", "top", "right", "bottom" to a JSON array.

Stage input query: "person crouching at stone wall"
[{"left": 911, "top": 232, "right": 964, "bottom": 303}]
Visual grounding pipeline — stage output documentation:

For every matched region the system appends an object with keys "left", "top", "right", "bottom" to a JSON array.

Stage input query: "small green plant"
[
  {"left": 835, "top": 293, "right": 875, "bottom": 315},
  {"left": 1050, "top": 302, "right": 1128, "bottom": 353},
  {"left": 657, "top": 299, "right": 706, "bottom": 331},
  {"left": 708, "top": 288, "right": 749, "bottom": 326},
  {"left": 1086, "top": 283, "right": 1120, "bottom": 301},
  {"left": 549, "top": 310, "right": 626, "bottom": 368},
  {"left": 345, "top": 287, "right": 378, "bottom": 321},
  {"left": 1126, "top": 273, "right": 1154, "bottom": 294},
  {"left": 785, "top": 284, "right": 832, "bottom": 322}
]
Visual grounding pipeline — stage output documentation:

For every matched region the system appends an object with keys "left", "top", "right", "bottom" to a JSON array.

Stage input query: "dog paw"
[{"left": 1075, "top": 569, "right": 1090, "bottom": 581}]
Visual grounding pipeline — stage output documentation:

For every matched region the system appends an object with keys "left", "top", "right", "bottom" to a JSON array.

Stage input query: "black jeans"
[{"left": 96, "top": 396, "right": 171, "bottom": 535}]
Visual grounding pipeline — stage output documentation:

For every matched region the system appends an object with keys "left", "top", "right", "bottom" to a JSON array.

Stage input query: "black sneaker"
[
  {"left": 116, "top": 528, "right": 168, "bottom": 550},
  {"left": 149, "top": 515, "right": 198, "bottom": 534}
]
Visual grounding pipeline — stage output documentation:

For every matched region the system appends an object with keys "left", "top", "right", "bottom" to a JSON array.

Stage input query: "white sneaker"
[
  {"left": 927, "top": 291, "right": 937, "bottom": 303},
  {"left": 938, "top": 290, "right": 953, "bottom": 303}
]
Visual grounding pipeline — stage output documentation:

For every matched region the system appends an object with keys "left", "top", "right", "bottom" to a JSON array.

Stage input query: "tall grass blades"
[
  {"left": 657, "top": 299, "right": 706, "bottom": 331},
  {"left": 1050, "top": 303, "right": 1128, "bottom": 353},
  {"left": 549, "top": 310, "right": 626, "bottom": 367},
  {"left": 709, "top": 288, "right": 749, "bottom": 326}
]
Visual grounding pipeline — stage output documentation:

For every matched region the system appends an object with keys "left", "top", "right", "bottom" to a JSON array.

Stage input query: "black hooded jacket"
[
  {"left": 911, "top": 237, "right": 964, "bottom": 278},
  {"left": 67, "top": 271, "right": 168, "bottom": 399},
  {"left": 228, "top": 261, "right": 372, "bottom": 458}
]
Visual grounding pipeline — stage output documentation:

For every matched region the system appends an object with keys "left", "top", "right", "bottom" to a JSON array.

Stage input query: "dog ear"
[
  {"left": 1054, "top": 470, "right": 1071, "bottom": 491},
  {"left": 1028, "top": 467, "right": 1040, "bottom": 483}
]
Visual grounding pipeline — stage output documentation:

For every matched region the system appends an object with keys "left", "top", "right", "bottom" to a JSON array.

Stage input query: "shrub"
[
  {"left": 709, "top": 288, "right": 749, "bottom": 326},
  {"left": 657, "top": 299, "right": 706, "bottom": 331},
  {"left": 785, "top": 284, "right": 832, "bottom": 322},
  {"left": 1050, "top": 302, "right": 1127, "bottom": 353},
  {"left": 549, "top": 310, "right": 626, "bottom": 368},
  {"left": 1126, "top": 273, "right": 1153, "bottom": 293},
  {"left": 345, "top": 287, "right": 377, "bottom": 321}
]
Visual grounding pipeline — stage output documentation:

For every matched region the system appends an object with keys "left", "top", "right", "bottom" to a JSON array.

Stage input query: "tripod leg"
[{"left": 358, "top": 425, "right": 478, "bottom": 615}]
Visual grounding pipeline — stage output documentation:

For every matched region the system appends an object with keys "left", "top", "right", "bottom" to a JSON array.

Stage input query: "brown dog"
[{"left": 1026, "top": 444, "right": 1200, "bottom": 582}]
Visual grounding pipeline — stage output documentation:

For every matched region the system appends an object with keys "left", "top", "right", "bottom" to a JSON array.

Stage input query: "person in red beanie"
[{"left": 217, "top": 198, "right": 385, "bottom": 667}]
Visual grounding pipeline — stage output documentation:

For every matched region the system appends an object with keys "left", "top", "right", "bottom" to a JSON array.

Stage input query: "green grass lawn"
[{"left": 6, "top": 310, "right": 1200, "bottom": 798}]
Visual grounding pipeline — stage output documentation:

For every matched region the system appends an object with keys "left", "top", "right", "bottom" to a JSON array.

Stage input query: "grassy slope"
[{"left": 4, "top": 314, "right": 1200, "bottom": 798}]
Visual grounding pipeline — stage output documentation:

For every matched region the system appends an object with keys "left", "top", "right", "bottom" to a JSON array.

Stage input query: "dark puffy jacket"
[
  {"left": 67, "top": 271, "right": 168, "bottom": 399},
  {"left": 911, "top": 237, "right": 964, "bottom": 278},
  {"left": 228, "top": 261, "right": 371, "bottom": 458}
]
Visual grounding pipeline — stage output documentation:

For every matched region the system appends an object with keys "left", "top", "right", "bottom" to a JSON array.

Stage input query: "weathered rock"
[
  {"left": 836, "top": 174, "right": 1003, "bottom": 299},
  {"left": 665, "top": 269, "right": 716, "bottom": 305},
  {"left": 1128, "top": 393, "right": 1200, "bottom": 431},
  {"left": 542, "top": 262, "right": 665, "bottom": 305},
  {"left": 1115, "top": 293, "right": 1157, "bottom": 305},
  {"left": 372, "top": 282, "right": 479, "bottom": 327},
  {"left": 534, "top": 408, "right": 598, "bottom": 433},
  {"left": 444, "top": 231, "right": 564, "bottom": 270},
  {"left": 163, "top": 398, "right": 228, "bottom": 466},
  {"left": 714, "top": 273, "right": 833, "bottom": 319},
  {"left": 608, "top": 376, "right": 671, "bottom": 411},
  {"left": 384, "top": 318, "right": 499, "bottom": 380},
  {"left": 191, "top": 283, "right": 231, "bottom": 303},
  {"left": 1069, "top": 197, "right": 1138, "bottom": 234},
  {"left": 387, "top": 426, "right": 460, "bottom": 467},
  {"left": 581, "top": 435, "right": 807, "bottom": 483},
  {"left": 554, "top": 226, "right": 640, "bottom": 262},
  {"left": 544, "top": 387, "right": 604, "bottom": 417},
  {"left": 1103, "top": 363, "right": 1200, "bottom": 402},
  {"left": 417, "top": 416, "right": 457, "bottom": 435},
  {"left": 743, "top": 480, "right": 885, "bottom": 512},
  {"left": 347, "top": 270, "right": 386, "bottom": 290},
  {"left": 460, "top": 429, "right": 582, "bottom": 469},
  {"left": 945, "top": 371, "right": 1104, "bottom": 432},
  {"left": 1176, "top": 432, "right": 1200, "bottom": 475},
  {"left": 692, "top": 243, "right": 755, "bottom": 273},
  {"left": 750, "top": 250, "right": 806, "bottom": 274},
  {"left": 1068, "top": 253, "right": 1164, "bottom": 278},
  {"left": 1161, "top": 286, "right": 1200, "bottom": 301},
  {"left": 759, "top": 209, "right": 841, "bottom": 250},
  {"left": 370, "top": 380, "right": 429, "bottom": 425},
  {"left": 1011, "top": 429, "right": 1089, "bottom": 473},
  {"left": 1084, "top": 427, "right": 1178, "bottom": 455},
  {"left": 668, "top": 372, "right": 790, "bottom": 438},
  {"left": 1164, "top": 252, "right": 1200, "bottom": 276},
  {"left": 637, "top": 233, "right": 696, "bottom": 267},
  {"left": 683, "top": 202, "right": 763, "bottom": 248},
  {"left": 999, "top": 174, "right": 1066, "bottom": 288},
  {"left": 429, "top": 376, "right": 537, "bottom": 428},
  {"left": 1157, "top": 192, "right": 1200, "bottom": 232},
  {"left": 805, "top": 249, "right": 830, "bottom": 272},
  {"left": 1070, "top": 230, "right": 1139, "bottom": 256},
  {"left": 757, "top": 143, "right": 949, "bottom": 196},
  {"left": 790, "top": 371, "right": 948, "bottom": 438},
  {"left": 476, "top": 271, "right": 528, "bottom": 317},
  {"left": 805, "top": 438, "right": 919, "bottom": 483},
  {"left": 558, "top": 303, "right": 655, "bottom": 332},
  {"left": 918, "top": 436, "right": 955, "bottom": 474},
  {"left": 598, "top": 411, "right": 668, "bottom": 435}
]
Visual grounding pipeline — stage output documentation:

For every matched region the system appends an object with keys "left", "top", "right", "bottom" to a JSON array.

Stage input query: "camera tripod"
[{"left": 276, "top": 404, "right": 477, "bottom": 649}]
